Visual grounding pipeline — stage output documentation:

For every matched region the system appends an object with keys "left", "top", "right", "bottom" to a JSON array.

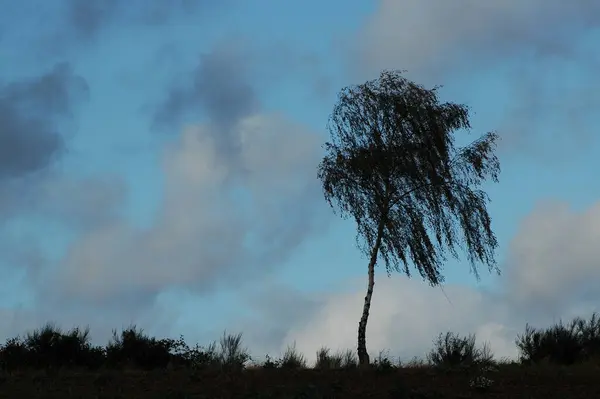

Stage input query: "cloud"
[
  {"left": 40, "top": 113, "right": 326, "bottom": 310},
  {"left": 64, "top": 0, "right": 119, "bottom": 41},
  {"left": 15, "top": 0, "right": 235, "bottom": 59},
  {"left": 348, "top": 0, "right": 600, "bottom": 161},
  {"left": 152, "top": 37, "right": 331, "bottom": 138},
  {"left": 33, "top": 175, "right": 126, "bottom": 230},
  {"left": 352, "top": 0, "right": 600, "bottom": 79},
  {"left": 61, "top": 0, "right": 230, "bottom": 40},
  {"left": 504, "top": 201, "right": 600, "bottom": 315},
  {"left": 153, "top": 39, "right": 260, "bottom": 152},
  {"left": 0, "top": 62, "right": 88, "bottom": 181},
  {"left": 278, "top": 279, "right": 519, "bottom": 365}
]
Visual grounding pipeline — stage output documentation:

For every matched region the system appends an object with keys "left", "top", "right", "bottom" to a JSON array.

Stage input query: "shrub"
[
  {"left": 315, "top": 347, "right": 342, "bottom": 369},
  {"left": 340, "top": 349, "right": 359, "bottom": 369},
  {"left": 314, "top": 347, "right": 358, "bottom": 369},
  {"left": 105, "top": 325, "right": 175, "bottom": 370},
  {"left": 262, "top": 354, "right": 282, "bottom": 369},
  {"left": 178, "top": 340, "right": 220, "bottom": 370},
  {"left": 0, "top": 323, "right": 106, "bottom": 370},
  {"left": 372, "top": 349, "right": 397, "bottom": 371},
  {"left": 216, "top": 331, "right": 251, "bottom": 370},
  {"left": 516, "top": 320, "right": 581, "bottom": 365},
  {"left": 574, "top": 312, "right": 600, "bottom": 361},
  {"left": 0, "top": 337, "right": 29, "bottom": 371},
  {"left": 280, "top": 342, "right": 307, "bottom": 369},
  {"left": 515, "top": 315, "right": 598, "bottom": 365},
  {"left": 427, "top": 331, "right": 494, "bottom": 367},
  {"left": 399, "top": 356, "right": 427, "bottom": 368}
]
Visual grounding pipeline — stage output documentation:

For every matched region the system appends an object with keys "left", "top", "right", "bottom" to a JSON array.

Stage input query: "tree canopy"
[{"left": 318, "top": 69, "right": 501, "bottom": 285}]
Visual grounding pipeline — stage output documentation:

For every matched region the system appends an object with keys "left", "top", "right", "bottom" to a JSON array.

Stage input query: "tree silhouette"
[{"left": 317, "top": 70, "right": 501, "bottom": 366}]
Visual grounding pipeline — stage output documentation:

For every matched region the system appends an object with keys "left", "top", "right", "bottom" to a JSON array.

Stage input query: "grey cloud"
[
  {"left": 62, "top": 0, "right": 234, "bottom": 43},
  {"left": 154, "top": 40, "right": 260, "bottom": 159},
  {"left": 16, "top": 0, "right": 235, "bottom": 59},
  {"left": 152, "top": 37, "right": 330, "bottom": 135},
  {"left": 0, "top": 62, "right": 88, "bottom": 181},
  {"left": 65, "top": 0, "right": 119, "bottom": 41}
]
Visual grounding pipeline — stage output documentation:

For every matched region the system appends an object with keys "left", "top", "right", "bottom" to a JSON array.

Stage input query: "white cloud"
[
  {"left": 505, "top": 201, "right": 600, "bottom": 313},
  {"left": 352, "top": 0, "right": 600, "bottom": 81},
  {"left": 275, "top": 278, "right": 519, "bottom": 365},
  {"left": 228, "top": 200, "right": 600, "bottom": 365}
]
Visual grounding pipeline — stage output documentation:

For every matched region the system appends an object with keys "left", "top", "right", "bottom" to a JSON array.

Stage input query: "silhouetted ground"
[{"left": 1, "top": 363, "right": 599, "bottom": 399}]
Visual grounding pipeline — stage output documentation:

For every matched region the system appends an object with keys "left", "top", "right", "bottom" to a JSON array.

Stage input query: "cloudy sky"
[{"left": 1, "top": 0, "right": 599, "bottom": 365}]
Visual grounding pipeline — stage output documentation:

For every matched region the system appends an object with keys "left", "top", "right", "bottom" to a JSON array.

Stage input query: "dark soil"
[{"left": 0, "top": 363, "right": 598, "bottom": 398}]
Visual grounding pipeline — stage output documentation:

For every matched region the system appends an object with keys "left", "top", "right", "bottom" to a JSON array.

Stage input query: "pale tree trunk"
[{"left": 357, "top": 220, "right": 385, "bottom": 367}]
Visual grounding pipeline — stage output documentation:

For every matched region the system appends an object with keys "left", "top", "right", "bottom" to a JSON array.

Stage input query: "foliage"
[
  {"left": 280, "top": 342, "right": 307, "bottom": 369},
  {"left": 314, "top": 347, "right": 358, "bottom": 369},
  {"left": 262, "top": 354, "right": 282, "bottom": 369},
  {"left": 3, "top": 313, "right": 600, "bottom": 371},
  {"left": 427, "top": 331, "right": 494, "bottom": 368},
  {"left": 216, "top": 331, "right": 252, "bottom": 370},
  {"left": 0, "top": 323, "right": 105, "bottom": 371},
  {"left": 318, "top": 69, "right": 501, "bottom": 285},
  {"left": 105, "top": 325, "right": 176, "bottom": 370},
  {"left": 516, "top": 312, "right": 600, "bottom": 365}
]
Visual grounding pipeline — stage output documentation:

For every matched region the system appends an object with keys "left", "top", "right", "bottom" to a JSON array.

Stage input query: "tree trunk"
[{"left": 357, "top": 220, "right": 385, "bottom": 367}]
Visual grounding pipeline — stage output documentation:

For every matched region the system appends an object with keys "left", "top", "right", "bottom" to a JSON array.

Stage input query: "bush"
[
  {"left": 372, "top": 349, "right": 397, "bottom": 372},
  {"left": 427, "top": 331, "right": 494, "bottom": 368},
  {"left": 314, "top": 347, "right": 358, "bottom": 369},
  {"left": 105, "top": 325, "right": 175, "bottom": 370},
  {"left": 262, "top": 354, "right": 282, "bottom": 369},
  {"left": 280, "top": 342, "right": 307, "bottom": 369},
  {"left": 515, "top": 313, "right": 600, "bottom": 365},
  {"left": 216, "top": 331, "right": 251, "bottom": 370},
  {"left": 574, "top": 312, "right": 600, "bottom": 361},
  {"left": 0, "top": 337, "right": 29, "bottom": 371},
  {"left": 0, "top": 323, "right": 105, "bottom": 371}
]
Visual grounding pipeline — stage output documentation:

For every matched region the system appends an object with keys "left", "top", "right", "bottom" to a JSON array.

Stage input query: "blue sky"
[{"left": 1, "top": 0, "right": 600, "bottom": 364}]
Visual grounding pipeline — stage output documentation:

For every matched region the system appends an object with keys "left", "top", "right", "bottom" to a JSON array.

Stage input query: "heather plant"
[
  {"left": 516, "top": 313, "right": 600, "bottom": 365},
  {"left": 216, "top": 331, "right": 251, "bottom": 370},
  {"left": 262, "top": 354, "right": 282, "bottom": 369},
  {"left": 105, "top": 325, "right": 175, "bottom": 370},
  {"left": 279, "top": 342, "right": 307, "bottom": 369},
  {"left": 0, "top": 323, "right": 105, "bottom": 370},
  {"left": 7, "top": 314, "right": 600, "bottom": 374},
  {"left": 0, "top": 337, "right": 29, "bottom": 371},
  {"left": 372, "top": 349, "right": 398, "bottom": 372},
  {"left": 516, "top": 320, "right": 579, "bottom": 365},
  {"left": 399, "top": 356, "right": 427, "bottom": 368},
  {"left": 186, "top": 341, "right": 220, "bottom": 369},
  {"left": 314, "top": 347, "right": 358, "bottom": 369},
  {"left": 339, "top": 348, "right": 359, "bottom": 369},
  {"left": 427, "top": 331, "right": 494, "bottom": 368},
  {"left": 574, "top": 312, "right": 600, "bottom": 361}
]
